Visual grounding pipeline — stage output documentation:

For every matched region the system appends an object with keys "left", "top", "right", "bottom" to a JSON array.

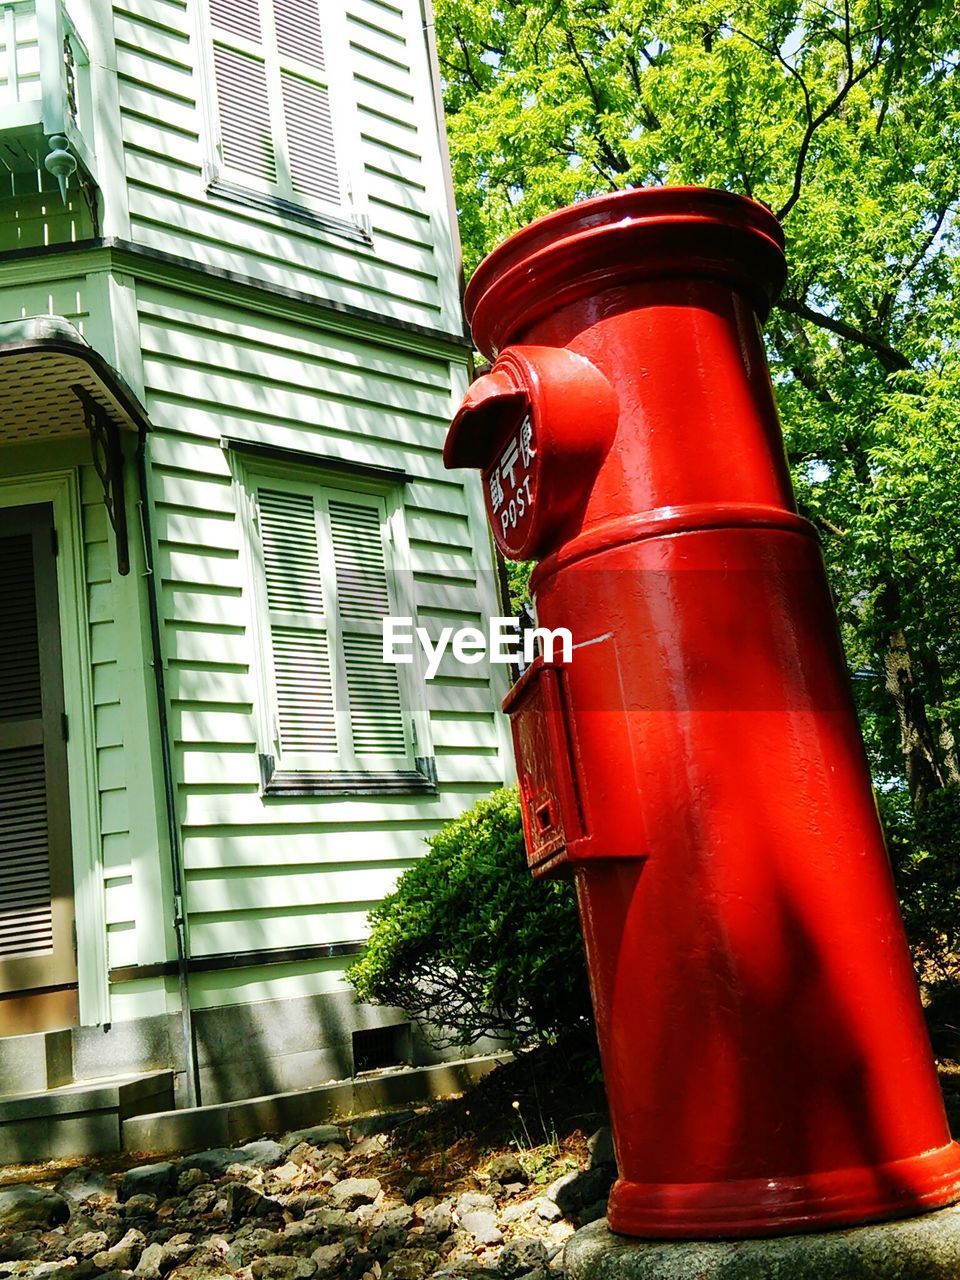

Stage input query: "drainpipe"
[{"left": 135, "top": 430, "right": 201, "bottom": 1107}]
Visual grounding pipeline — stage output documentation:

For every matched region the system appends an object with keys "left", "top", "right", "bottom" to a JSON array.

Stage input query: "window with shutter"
[
  {"left": 207, "top": 0, "right": 342, "bottom": 214},
  {"left": 247, "top": 471, "right": 435, "bottom": 795}
]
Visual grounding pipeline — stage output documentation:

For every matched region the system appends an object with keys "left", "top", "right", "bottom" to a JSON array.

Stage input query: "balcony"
[{"left": 0, "top": 0, "right": 97, "bottom": 201}]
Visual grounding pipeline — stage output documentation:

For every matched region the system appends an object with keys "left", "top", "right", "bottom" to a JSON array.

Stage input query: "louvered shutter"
[
  {"left": 328, "top": 496, "right": 407, "bottom": 759},
  {"left": 210, "top": 0, "right": 261, "bottom": 41},
  {"left": 282, "top": 73, "right": 340, "bottom": 205},
  {"left": 209, "top": 0, "right": 277, "bottom": 186},
  {"left": 273, "top": 0, "right": 340, "bottom": 205},
  {"left": 213, "top": 45, "right": 277, "bottom": 183},
  {"left": 0, "top": 506, "right": 75, "bottom": 1001},
  {"left": 257, "top": 487, "right": 338, "bottom": 758},
  {"left": 273, "top": 0, "right": 324, "bottom": 66}
]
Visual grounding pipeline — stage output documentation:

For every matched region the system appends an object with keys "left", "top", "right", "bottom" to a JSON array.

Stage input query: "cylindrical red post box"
[{"left": 444, "top": 188, "right": 960, "bottom": 1238}]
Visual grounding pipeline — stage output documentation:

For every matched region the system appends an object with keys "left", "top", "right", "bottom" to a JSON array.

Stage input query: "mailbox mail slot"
[{"left": 502, "top": 659, "right": 584, "bottom": 878}]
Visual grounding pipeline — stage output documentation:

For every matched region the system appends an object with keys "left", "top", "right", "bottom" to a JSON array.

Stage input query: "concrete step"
[
  {"left": 0, "top": 1027, "right": 73, "bottom": 1094},
  {"left": 122, "top": 1054, "right": 510, "bottom": 1154},
  {"left": 0, "top": 1070, "right": 176, "bottom": 1163}
]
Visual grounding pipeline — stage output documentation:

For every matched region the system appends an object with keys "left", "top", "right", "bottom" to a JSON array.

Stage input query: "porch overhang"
[{"left": 0, "top": 316, "right": 151, "bottom": 575}]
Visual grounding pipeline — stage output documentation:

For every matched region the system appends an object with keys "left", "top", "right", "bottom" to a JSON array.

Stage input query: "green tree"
[{"left": 437, "top": 0, "right": 960, "bottom": 813}]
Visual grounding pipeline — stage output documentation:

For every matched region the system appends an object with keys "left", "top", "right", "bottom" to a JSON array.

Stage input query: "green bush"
[{"left": 347, "top": 787, "right": 593, "bottom": 1049}]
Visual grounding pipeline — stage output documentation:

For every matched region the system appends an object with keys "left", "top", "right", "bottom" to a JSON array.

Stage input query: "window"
[
  {"left": 206, "top": 0, "right": 343, "bottom": 217},
  {"left": 243, "top": 466, "right": 435, "bottom": 795}
]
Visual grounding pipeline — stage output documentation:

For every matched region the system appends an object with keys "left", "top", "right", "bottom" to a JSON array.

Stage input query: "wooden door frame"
[{"left": 0, "top": 471, "right": 107, "bottom": 1027}]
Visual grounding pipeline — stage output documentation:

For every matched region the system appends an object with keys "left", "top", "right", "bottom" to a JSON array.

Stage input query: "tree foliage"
[
  {"left": 347, "top": 788, "right": 592, "bottom": 1048},
  {"left": 437, "top": 0, "right": 960, "bottom": 815}
]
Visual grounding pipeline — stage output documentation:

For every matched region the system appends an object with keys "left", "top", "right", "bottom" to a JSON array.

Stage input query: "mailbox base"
[
  {"left": 607, "top": 1139, "right": 960, "bottom": 1237},
  {"left": 565, "top": 1209, "right": 960, "bottom": 1280}
]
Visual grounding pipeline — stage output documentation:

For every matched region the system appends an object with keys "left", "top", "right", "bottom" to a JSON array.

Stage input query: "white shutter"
[
  {"left": 213, "top": 44, "right": 277, "bottom": 183},
  {"left": 342, "top": 634, "right": 407, "bottom": 756},
  {"left": 258, "top": 488, "right": 337, "bottom": 756},
  {"left": 329, "top": 498, "right": 406, "bottom": 758},
  {"left": 271, "top": 629, "right": 336, "bottom": 753},
  {"left": 209, "top": 0, "right": 262, "bottom": 42},
  {"left": 259, "top": 486, "right": 323, "bottom": 614},
  {"left": 273, "top": 0, "right": 325, "bottom": 68},
  {"left": 282, "top": 72, "right": 340, "bottom": 205},
  {"left": 0, "top": 534, "right": 52, "bottom": 960},
  {"left": 329, "top": 500, "right": 391, "bottom": 617}
]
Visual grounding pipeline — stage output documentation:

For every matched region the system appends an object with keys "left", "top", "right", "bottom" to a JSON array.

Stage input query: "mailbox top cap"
[{"left": 464, "top": 186, "right": 786, "bottom": 359}]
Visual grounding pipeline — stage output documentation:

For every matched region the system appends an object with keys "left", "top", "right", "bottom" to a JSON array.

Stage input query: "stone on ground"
[
  {"left": 486, "top": 1157, "right": 528, "bottom": 1187},
  {"left": 57, "top": 1169, "right": 115, "bottom": 1205},
  {"left": 328, "top": 1178, "right": 381, "bottom": 1210},
  {"left": 498, "top": 1239, "right": 549, "bottom": 1277},
  {"left": 119, "top": 1163, "right": 177, "bottom": 1203},
  {"left": 0, "top": 1186, "right": 70, "bottom": 1231}
]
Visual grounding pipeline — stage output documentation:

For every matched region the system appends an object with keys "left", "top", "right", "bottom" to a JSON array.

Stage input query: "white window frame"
[
  {"left": 237, "top": 454, "right": 436, "bottom": 796},
  {"left": 196, "top": 0, "right": 370, "bottom": 239}
]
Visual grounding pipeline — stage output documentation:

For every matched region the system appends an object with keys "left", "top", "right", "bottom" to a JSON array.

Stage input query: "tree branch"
[
  {"left": 815, "top": 513, "right": 849, "bottom": 538},
  {"left": 772, "top": 322, "right": 840, "bottom": 405},
  {"left": 442, "top": 25, "right": 484, "bottom": 91},
  {"left": 776, "top": 295, "right": 912, "bottom": 372},
  {"left": 776, "top": 19, "right": 886, "bottom": 220},
  {"left": 564, "top": 30, "right": 630, "bottom": 174},
  {"left": 725, "top": 9, "right": 886, "bottom": 221},
  {"left": 877, "top": 200, "right": 954, "bottom": 326}
]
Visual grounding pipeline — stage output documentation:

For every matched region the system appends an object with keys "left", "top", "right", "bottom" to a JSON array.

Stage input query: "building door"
[{"left": 0, "top": 503, "right": 77, "bottom": 1035}]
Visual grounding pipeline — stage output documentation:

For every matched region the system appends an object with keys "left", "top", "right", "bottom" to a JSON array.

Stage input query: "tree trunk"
[
  {"left": 882, "top": 626, "right": 948, "bottom": 808},
  {"left": 919, "top": 647, "right": 960, "bottom": 788}
]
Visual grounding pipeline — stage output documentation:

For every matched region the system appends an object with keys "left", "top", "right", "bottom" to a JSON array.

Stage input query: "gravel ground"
[{"left": 0, "top": 1073, "right": 614, "bottom": 1280}]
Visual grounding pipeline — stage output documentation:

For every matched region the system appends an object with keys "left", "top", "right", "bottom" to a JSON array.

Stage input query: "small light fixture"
[{"left": 44, "top": 135, "right": 77, "bottom": 203}]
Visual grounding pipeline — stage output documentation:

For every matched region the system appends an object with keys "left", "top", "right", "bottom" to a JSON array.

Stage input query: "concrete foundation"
[
  {"left": 564, "top": 1210, "right": 960, "bottom": 1280},
  {"left": 0, "top": 991, "right": 508, "bottom": 1109},
  {"left": 0, "top": 990, "right": 510, "bottom": 1162}
]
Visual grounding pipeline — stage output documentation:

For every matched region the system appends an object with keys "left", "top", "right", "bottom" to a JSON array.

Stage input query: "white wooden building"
[{"left": 0, "top": 0, "right": 512, "bottom": 1148}]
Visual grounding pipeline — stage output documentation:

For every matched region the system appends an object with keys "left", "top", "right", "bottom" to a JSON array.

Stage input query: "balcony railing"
[{"left": 0, "top": 0, "right": 97, "bottom": 189}]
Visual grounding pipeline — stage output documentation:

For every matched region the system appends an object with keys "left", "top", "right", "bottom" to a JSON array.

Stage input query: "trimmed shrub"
[{"left": 348, "top": 787, "right": 593, "bottom": 1049}]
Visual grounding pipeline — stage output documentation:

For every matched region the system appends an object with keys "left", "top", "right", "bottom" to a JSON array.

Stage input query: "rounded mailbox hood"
[
  {"left": 464, "top": 185, "right": 787, "bottom": 357},
  {"left": 444, "top": 344, "right": 618, "bottom": 560}
]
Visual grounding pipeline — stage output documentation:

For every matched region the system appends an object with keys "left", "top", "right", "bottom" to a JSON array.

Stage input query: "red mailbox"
[{"left": 444, "top": 187, "right": 960, "bottom": 1238}]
